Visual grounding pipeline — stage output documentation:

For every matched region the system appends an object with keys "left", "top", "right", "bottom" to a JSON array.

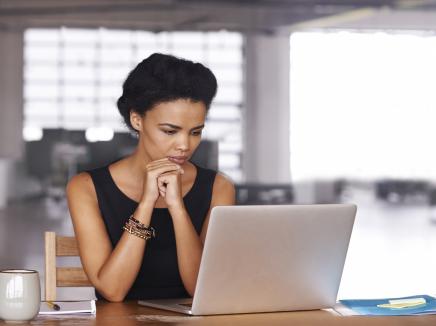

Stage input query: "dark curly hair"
[{"left": 117, "top": 53, "right": 218, "bottom": 132}]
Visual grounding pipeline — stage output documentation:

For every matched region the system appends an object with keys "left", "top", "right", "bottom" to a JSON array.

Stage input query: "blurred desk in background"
[
  {"left": 22, "top": 128, "right": 218, "bottom": 202},
  {"left": 235, "top": 183, "right": 294, "bottom": 205}
]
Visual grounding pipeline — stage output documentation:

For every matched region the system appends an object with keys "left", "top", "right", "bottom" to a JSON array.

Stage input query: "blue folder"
[{"left": 340, "top": 295, "right": 436, "bottom": 316}]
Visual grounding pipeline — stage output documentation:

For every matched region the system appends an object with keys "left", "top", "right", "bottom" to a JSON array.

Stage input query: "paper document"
[
  {"left": 39, "top": 300, "right": 96, "bottom": 315},
  {"left": 337, "top": 295, "right": 436, "bottom": 316}
]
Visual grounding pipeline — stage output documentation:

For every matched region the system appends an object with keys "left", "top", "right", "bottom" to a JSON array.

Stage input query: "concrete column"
[
  {"left": 0, "top": 27, "right": 24, "bottom": 208},
  {"left": 0, "top": 159, "right": 12, "bottom": 209},
  {"left": 243, "top": 33, "right": 290, "bottom": 183}
]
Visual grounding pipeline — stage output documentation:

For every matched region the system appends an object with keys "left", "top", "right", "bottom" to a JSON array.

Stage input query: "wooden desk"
[{"left": 1, "top": 301, "right": 436, "bottom": 325}]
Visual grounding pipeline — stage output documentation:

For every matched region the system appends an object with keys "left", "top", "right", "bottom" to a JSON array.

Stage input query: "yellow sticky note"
[{"left": 377, "top": 297, "right": 426, "bottom": 309}]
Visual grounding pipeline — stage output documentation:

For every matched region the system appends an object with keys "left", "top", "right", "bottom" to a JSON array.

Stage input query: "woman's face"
[{"left": 132, "top": 98, "right": 207, "bottom": 165}]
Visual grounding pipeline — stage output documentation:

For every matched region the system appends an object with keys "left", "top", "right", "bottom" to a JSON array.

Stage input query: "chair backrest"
[{"left": 44, "top": 231, "right": 92, "bottom": 301}]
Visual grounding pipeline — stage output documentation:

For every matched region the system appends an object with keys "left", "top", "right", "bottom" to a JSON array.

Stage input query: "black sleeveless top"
[{"left": 88, "top": 163, "right": 217, "bottom": 300}]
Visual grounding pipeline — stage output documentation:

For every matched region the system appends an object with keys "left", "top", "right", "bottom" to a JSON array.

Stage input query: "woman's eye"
[
  {"left": 163, "top": 130, "right": 176, "bottom": 135},
  {"left": 192, "top": 130, "right": 203, "bottom": 136}
]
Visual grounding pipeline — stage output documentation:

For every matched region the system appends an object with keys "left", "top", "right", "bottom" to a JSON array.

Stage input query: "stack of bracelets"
[{"left": 122, "top": 214, "right": 156, "bottom": 240}]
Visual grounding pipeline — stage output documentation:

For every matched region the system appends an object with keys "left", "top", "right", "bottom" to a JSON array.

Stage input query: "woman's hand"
[
  {"left": 141, "top": 158, "right": 183, "bottom": 206},
  {"left": 157, "top": 169, "right": 185, "bottom": 210}
]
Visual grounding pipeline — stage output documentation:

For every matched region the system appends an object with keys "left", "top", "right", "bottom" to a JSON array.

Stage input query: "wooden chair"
[{"left": 44, "top": 231, "right": 93, "bottom": 301}]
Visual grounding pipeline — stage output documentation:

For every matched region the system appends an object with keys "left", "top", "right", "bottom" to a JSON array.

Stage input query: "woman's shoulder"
[
  {"left": 200, "top": 170, "right": 235, "bottom": 207},
  {"left": 193, "top": 163, "right": 234, "bottom": 190},
  {"left": 66, "top": 171, "right": 97, "bottom": 200},
  {"left": 68, "top": 160, "right": 119, "bottom": 192},
  {"left": 213, "top": 172, "right": 235, "bottom": 192}
]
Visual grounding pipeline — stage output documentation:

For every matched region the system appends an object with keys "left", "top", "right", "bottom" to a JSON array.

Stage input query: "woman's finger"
[
  {"left": 146, "top": 157, "right": 174, "bottom": 168},
  {"left": 146, "top": 157, "right": 184, "bottom": 168},
  {"left": 157, "top": 177, "right": 167, "bottom": 189},
  {"left": 147, "top": 162, "right": 180, "bottom": 170},
  {"left": 147, "top": 164, "right": 183, "bottom": 176},
  {"left": 157, "top": 169, "right": 184, "bottom": 177}
]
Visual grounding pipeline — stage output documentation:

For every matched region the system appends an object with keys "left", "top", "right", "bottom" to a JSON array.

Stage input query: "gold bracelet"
[
  {"left": 123, "top": 224, "right": 155, "bottom": 240},
  {"left": 126, "top": 215, "right": 155, "bottom": 234},
  {"left": 124, "top": 220, "right": 155, "bottom": 239},
  {"left": 123, "top": 225, "right": 152, "bottom": 240},
  {"left": 122, "top": 215, "right": 156, "bottom": 240}
]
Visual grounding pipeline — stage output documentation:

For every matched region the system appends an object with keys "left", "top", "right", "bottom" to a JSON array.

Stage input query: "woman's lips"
[{"left": 168, "top": 156, "right": 188, "bottom": 164}]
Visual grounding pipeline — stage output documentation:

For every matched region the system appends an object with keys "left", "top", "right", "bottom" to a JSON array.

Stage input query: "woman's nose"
[{"left": 176, "top": 134, "right": 189, "bottom": 151}]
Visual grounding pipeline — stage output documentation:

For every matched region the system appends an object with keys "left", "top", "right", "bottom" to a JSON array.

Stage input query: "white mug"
[{"left": 0, "top": 269, "right": 41, "bottom": 322}]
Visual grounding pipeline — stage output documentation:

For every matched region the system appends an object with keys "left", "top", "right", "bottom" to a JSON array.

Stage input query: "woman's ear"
[{"left": 130, "top": 111, "right": 142, "bottom": 132}]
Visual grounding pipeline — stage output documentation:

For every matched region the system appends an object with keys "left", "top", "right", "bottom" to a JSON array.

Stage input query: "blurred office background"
[{"left": 1, "top": 0, "right": 436, "bottom": 300}]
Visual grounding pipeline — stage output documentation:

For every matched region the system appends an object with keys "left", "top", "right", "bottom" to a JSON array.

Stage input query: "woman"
[{"left": 67, "top": 53, "right": 235, "bottom": 302}]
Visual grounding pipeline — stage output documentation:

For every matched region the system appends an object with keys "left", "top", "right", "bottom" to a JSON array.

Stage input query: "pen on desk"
[{"left": 46, "top": 301, "right": 61, "bottom": 311}]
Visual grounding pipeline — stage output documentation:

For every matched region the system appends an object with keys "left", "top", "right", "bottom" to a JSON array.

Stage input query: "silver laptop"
[{"left": 138, "top": 204, "right": 356, "bottom": 315}]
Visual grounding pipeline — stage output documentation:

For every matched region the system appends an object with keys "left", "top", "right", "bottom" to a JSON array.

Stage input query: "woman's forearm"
[
  {"left": 93, "top": 202, "right": 154, "bottom": 301},
  {"left": 170, "top": 207, "right": 204, "bottom": 296}
]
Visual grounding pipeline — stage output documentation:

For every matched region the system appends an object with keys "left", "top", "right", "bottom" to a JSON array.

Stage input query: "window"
[
  {"left": 290, "top": 30, "right": 436, "bottom": 181},
  {"left": 290, "top": 31, "right": 436, "bottom": 298},
  {"left": 24, "top": 28, "right": 244, "bottom": 181}
]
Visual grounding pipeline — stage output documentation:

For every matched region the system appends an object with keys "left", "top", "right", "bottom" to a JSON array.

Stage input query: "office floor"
[
  {"left": 338, "top": 186, "right": 436, "bottom": 299},
  {"left": 1, "top": 188, "right": 435, "bottom": 300}
]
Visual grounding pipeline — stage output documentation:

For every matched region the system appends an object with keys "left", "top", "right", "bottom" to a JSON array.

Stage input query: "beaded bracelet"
[
  {"left": 122, "top": 214, "right": 156, "bottom": 240},
  {"left": 123, "top": 219, "right": 155, "bottom": 240}
]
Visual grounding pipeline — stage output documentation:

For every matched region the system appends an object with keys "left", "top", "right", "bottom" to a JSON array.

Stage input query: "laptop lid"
[{"left": 190, "top": 204, "right": 356, "bottom": 315}]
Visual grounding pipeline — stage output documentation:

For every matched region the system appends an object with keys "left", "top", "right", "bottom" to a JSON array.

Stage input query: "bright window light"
[
  {"left": 24, "top": 28, "right": 244, "bottom": 181},
  {"left": 23, "top": 126, "right": 43, "bottom": 141},
  {"left": 290, "top": 31, "right": 436, "bottom": 181},
  {"left": 85, "top": 126, "right": 114, "bottom": 142}
]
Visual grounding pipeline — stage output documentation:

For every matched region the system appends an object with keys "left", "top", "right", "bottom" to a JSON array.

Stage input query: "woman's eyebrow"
[
  {"left": 191, "top": 124, "right": 205, "bottom": 130},
  {"left": 158, "top": 123, "right": 204, "bottom": 131},
  {"left": 158, "top": 123, "right": 181, "bottom": 129}
]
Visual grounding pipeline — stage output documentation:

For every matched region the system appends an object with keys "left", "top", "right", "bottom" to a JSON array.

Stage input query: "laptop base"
[{"left": 138, "top": 298, "right": 193, "bottom": 315}]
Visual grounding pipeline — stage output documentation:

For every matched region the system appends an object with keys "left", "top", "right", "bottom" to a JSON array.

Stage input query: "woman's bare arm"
[
  {"left": 67, "top": 172, "right": 153, "bottom": 302},
  {"left": 67, "top": 160, "right": 183, "bottom": 301},
  {"left": 171, "top": 173, "right": 235, "bottom": 296},
  {"left": 199, "top": 173, "right": 236, "bottom": 243}
]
